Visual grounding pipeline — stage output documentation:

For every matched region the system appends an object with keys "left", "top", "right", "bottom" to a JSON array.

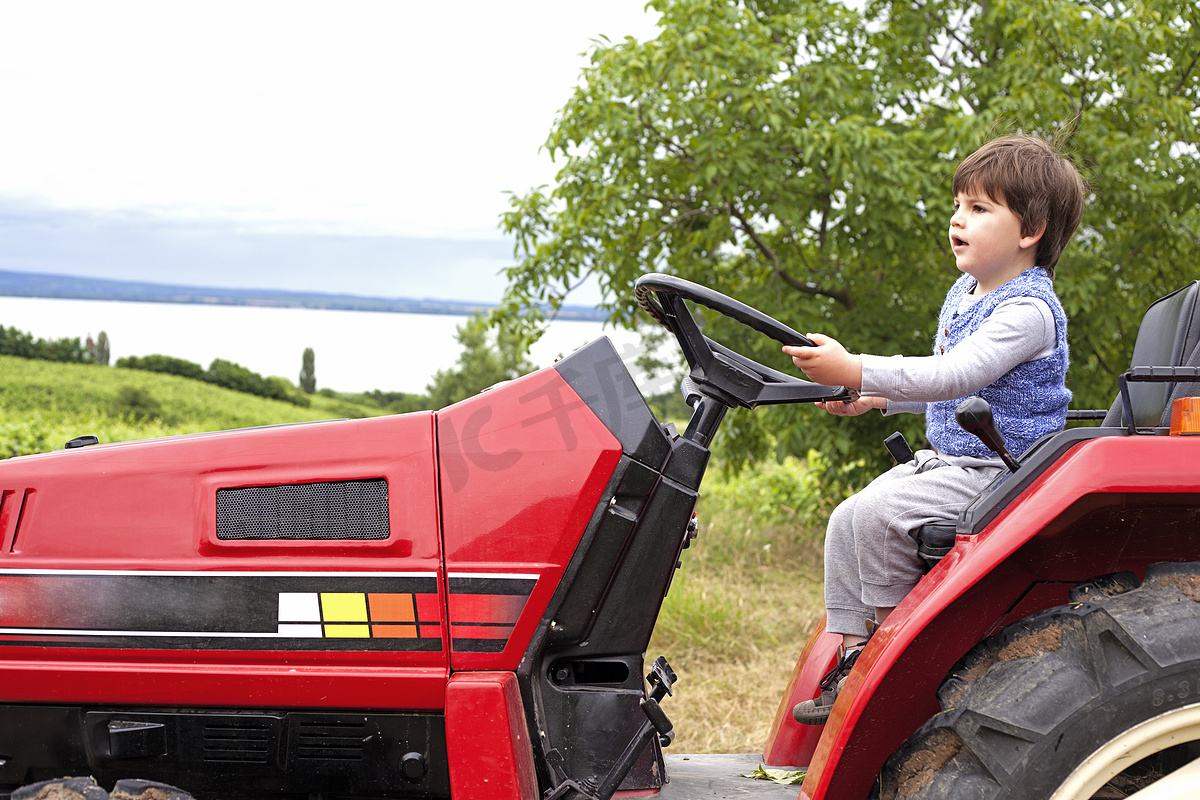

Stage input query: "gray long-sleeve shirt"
[
  {"left": 858, "top": 293, "right": 1059, "bottom": 466},
  {"left": 861, "top": 294, "right": 1058, "bottom": 415}
]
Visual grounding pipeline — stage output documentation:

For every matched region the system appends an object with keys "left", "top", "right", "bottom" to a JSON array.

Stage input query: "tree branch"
[
  {"left": 1081, "top": 331, "right": 1119, "bottom": 378},
  {"left": 650, "top": 206, "right": 723, "bottom": 240},
  {"left": 914, "top": 1, "right": 981, "bottom": 113},
  {"left": 728, "top": 202, "right": 854, "bottom": 308},
  {"left": 637, "top": 102, "right": 698, "bottom": 168},
  {"left": 1172, "top": 52, "right": 1198, "bottom": 97},
  {"left": 774, "top": 265, "right": 855, "bottom": 309}
]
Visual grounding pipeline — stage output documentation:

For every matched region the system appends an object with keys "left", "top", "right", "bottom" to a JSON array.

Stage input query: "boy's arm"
[
  {"left": 882, "top": 400, "right": 926, "bottom": 416},
  {"left": 782, "top": 298, "right": 1055, "bottom": 404},
  {"left": 861, "top": 298, "right": 1056, "bottom": 402}
]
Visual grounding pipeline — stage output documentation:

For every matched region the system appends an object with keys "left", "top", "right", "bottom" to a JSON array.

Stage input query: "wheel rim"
[{"left": 1050, "top": 700, "right": 1200, "bottom": 800}]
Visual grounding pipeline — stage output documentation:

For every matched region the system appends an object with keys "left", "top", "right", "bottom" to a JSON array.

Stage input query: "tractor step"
[{"left": 659, "top": 754, "right": 805, "bottom": 798}]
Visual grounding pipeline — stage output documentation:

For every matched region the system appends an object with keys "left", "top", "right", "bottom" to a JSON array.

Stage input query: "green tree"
[
  {"left": 500, "top": 0, "right": 1200, "bottom": 474},
  {"left": 427, "top": 314, "right": 536, "bottom": 409},
  {"left": 300, "top": 347, "right": 316, "bottom": 394},
  {"left": 116, "top": 354, "right": 207, "bottom": 381},
  {"left": 353, "top": 389, "right": 431, "bottom": 414},
  {"left": 0, "top": 325, "right": 91, "bottom": 364},
  {"left": 95, "top": 331, "right": 110, "bottom": 366},
  {"left": 207, "top": 359, "right": 293, "bottom": 402},
  {"left": 0, "top": 325, "right": 38, "bottom": 359}
]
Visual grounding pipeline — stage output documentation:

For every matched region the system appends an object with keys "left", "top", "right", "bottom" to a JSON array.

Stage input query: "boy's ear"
[{"left": 1020, "top": 221, "right": 1047, "bottom": 251}]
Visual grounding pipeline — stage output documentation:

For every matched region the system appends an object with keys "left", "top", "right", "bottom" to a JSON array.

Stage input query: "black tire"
[
  {"left": 9, "top": 777, "right": 194, "bottom": 800},
  {"left": 877, "top": 562, "right": 1200, "bottom": 800}
]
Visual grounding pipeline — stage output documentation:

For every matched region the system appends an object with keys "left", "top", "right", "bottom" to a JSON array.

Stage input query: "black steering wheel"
[{"left": 634, "top": 273, "right": 851, "bottom": 409}]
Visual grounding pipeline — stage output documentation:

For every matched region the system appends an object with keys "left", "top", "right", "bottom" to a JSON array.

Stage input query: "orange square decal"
[
  {"left": 369, "top": 593, "right": 415, "bottom": 623},
  {"left": 372, "top": 624, "right": 418, "bottom": 639}
]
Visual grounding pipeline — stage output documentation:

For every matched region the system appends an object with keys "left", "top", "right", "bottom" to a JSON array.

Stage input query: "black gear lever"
[{"left": 956, "top": 397, "right": 1021, "bottom": 472}]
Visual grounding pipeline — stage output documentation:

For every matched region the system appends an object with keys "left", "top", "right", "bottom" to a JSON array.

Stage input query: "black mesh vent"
[
  {"left": 203, "top": 719, "right": 274, "bottom": 763},
  {"left": 217, "top": 479, "right": 389, "bottom": 540},
  {"left": 295, "top": 720, "right": 367, "bottom": 761}
]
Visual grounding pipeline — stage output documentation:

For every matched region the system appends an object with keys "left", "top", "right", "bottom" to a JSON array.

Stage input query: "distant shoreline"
[{"left": 0, "top": 269, "right": 607, "bottom": 322}]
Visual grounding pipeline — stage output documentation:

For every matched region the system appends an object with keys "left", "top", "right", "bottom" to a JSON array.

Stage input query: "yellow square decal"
[
  {"left": 321, "top": 593, "right": 368, "bottom": 622},
  {"left": 324, "top": 624, "right": 371, "bottom": 638}
]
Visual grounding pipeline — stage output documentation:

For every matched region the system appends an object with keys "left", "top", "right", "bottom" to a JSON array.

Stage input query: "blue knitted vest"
[{"left": 926, "top": 268, "right": 1071, "bottom": 458}]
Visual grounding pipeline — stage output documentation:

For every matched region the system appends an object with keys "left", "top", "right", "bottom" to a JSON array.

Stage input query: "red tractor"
[{"left": 0, "top": 274, "right": 1198, "bottom": 799}]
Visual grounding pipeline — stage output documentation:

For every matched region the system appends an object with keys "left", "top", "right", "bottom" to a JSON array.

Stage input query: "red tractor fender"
[
  {"left": 445, "top": 672, "right": 539, "bottom": 800},
  {"left": 762, "top": 619, "right": 840, "bottom": 769},
  {"left": 792, "top": 434, "right": 1200, "bottom": 800}
]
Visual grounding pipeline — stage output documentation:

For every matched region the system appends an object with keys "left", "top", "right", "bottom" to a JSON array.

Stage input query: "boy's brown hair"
[{"left": 952, "top": 134, "right": 1086, "bottom": 278}]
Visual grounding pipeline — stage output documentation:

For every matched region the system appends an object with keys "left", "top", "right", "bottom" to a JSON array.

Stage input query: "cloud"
[
  {"left": 0, "top": 3, "right": 658, "bottom": 306},
  {"left": 0, "top": 201, "right": 518, "bottom": 302},
  {"left": 0, "top": 1, "right": 660, "bottom": 238}
]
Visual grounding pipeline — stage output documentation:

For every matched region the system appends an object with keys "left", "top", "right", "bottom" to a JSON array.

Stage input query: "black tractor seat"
[{"left": 916, "top": 522, "right": 958, "bottom": 568}]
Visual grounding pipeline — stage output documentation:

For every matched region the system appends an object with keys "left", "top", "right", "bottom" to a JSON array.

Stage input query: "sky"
[{"left": 0, "top": 2, "right": 662, "bottom": 304}]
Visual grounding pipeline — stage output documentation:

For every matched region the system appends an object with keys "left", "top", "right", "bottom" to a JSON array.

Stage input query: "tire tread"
[{"left": 880, "top": 561, "right": 1200, "bottom": 799}]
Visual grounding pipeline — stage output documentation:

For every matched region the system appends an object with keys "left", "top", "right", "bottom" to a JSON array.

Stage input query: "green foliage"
[
  {"left": 0, "top": 418, "right": 49, "bottom": 460},
  {"left": 702, "top": 448, "right": 864, "bottom": 529},
  {"left": 117, "top": 354, "right": 310, "bottom": 407},
  {"left": 0, "top": 324, "right": 93, "bottom": 363},
  {"left": 643, "top": 390, "right": 692, "bottom": 424},
  {"left": 344, "top": 389, "right": 432, "bottom": 415},
  {"left": 744, "top": 765, "right": 807, "bottom": 786},
  {"left": 116, "top": 354, "right": 207, "bottom": 381},
  {"left": 426, "top": 314, "right": 536, "bottom": 409},
  {"left": 309, "top": 387, "right": 415, "bottom": 418},
  {"left": 299, "top": 347, "right": 316, "bottom": 394},
  {"left": 207, "top": 358, "right": 284, "bottom": 400},
  {"left": 499, "top": 0, "right": 1200, "bottom": 473}
]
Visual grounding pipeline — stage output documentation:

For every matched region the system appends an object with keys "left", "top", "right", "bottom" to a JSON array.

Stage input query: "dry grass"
[{"left": 647, "top": 499, "right": 827, "bottom": 753}]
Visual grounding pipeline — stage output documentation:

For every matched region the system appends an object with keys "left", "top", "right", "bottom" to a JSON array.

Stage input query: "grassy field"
[
  {"left": 0, "top": 355, "right": 832, "bottom": 754},
  {"left": 649, "top": 462, "right": 831, "bottom": 754},
  {"left": 0, "top": 355, "right": 386, "bottom": 457}
]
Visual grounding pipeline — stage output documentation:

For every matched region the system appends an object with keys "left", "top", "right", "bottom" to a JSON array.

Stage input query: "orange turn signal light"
[{"left": 1169, "top": 397, "right": 1200, "bottom": 435}]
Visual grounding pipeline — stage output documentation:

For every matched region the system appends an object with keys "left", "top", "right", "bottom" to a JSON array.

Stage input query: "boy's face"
[{"left": 948, "top": 187, "right": 1041, "bottom": 294}]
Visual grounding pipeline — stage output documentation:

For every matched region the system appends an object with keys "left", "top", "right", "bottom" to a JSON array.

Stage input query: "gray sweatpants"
[{"left": 824, "top": 449, "right": 1003, "bottom": 637}]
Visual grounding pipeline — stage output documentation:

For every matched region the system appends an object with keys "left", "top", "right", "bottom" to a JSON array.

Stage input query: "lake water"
[{"left": 0, "top": 296, "right": 674, "bottom": 395}]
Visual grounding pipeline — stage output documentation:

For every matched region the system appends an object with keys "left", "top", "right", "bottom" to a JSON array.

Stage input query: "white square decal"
[
  {"left": 277, "top": 623, "right": 324, "bottom": 638},
  {"left": 278, "top": 592, "right": 321, "bottom": 622}
]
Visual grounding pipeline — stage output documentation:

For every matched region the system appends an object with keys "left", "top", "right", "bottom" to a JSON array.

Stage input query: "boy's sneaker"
[
  {"left": 793, "top": 677, "right": 846, "bottom": 724},
  {"left": 793, "top": 641, "right": 866, "bottom": 726}
]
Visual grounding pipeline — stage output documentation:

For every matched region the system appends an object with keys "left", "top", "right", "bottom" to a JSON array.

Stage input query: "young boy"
[{"left": 782, "top": 135, "right": 1086, "bottom": 724}]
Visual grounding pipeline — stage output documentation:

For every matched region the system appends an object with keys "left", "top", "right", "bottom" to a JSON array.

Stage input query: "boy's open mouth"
[{"left": 951, "top": 234, "right": 968, "bottom": 248}]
